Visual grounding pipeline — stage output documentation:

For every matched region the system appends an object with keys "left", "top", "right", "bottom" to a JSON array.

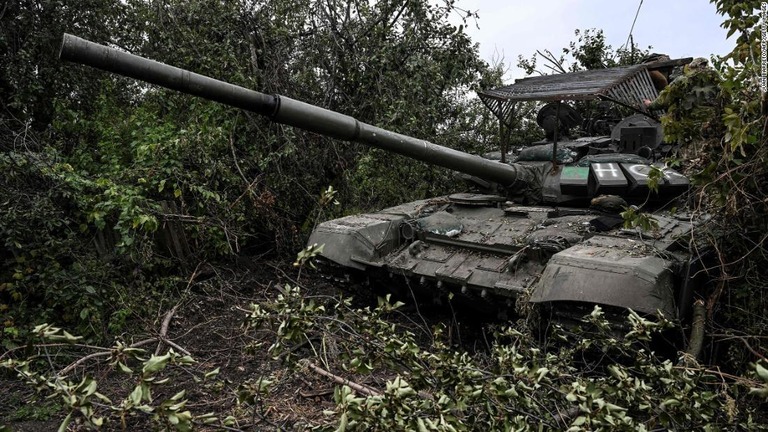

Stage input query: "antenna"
[{"left": 623, "top": 0, "right": 644, "bottom": 52}]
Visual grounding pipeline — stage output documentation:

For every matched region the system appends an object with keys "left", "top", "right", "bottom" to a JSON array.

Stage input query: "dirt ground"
[{"left": 0, "top": 260, "right": 389, "bottom": 431}]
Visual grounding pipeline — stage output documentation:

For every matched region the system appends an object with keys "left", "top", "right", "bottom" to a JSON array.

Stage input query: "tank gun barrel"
[{"left": 59, "top": 34, "right": 520, "bottom": 187}]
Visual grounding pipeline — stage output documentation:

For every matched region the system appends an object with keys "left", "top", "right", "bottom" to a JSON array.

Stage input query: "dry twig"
[{"left": 300, "top": 360, "right": 381, "bottom": 397}]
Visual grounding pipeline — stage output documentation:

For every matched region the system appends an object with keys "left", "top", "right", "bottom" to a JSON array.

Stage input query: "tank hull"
[{"left": 311, "top": 190, "right": 696, "bottom": 321}]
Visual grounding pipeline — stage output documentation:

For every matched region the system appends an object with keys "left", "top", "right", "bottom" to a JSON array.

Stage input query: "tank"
[{"left": 59, "top": 34, "right": 704, "bottom": 329}]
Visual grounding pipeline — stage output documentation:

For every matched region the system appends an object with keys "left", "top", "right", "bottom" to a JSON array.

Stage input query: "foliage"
[
  {"left": 620, "top": 206, "right": 659, "bottom": 232},
  {"left": 683, "top": 0, "right": 768, "bottom": 371},
  {"left": 290, "top": 0, "right": 498, "bottom": 210},
  {"left": 517, "top": 28, "right": 652, "bottom": 75},
  {"left": 0, "top": 138, "right": 153, "bottom": 343},
  {"left": 650, "top": 66, "right": 726, "bottom": 147},
  {"left": 2, "top": 0, "right": 767, "bottom": 429},
  {"left": 4, "top": 285, "right": 768, "bottom": 430},
  {"left": 1, "top": 0, "right": 496, "bottom": 342},
  {"left": 243, "top": 287, "right": 768, "bottom": 430},
  {"left": 294, "top": 243, "right": 325, "bottom": 271},
  {"left": 620, "top": 166, "right": 662, "bottom": 230},
  {"left": 1, "top": 323, "right": 230, "bottom": 431}
]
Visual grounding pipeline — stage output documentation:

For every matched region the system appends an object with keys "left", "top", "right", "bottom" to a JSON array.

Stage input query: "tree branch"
[{"left": 300, "top": 360, "right": 381, "bottom": 397}]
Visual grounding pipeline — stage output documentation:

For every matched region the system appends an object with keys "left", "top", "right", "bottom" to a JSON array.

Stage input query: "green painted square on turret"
[{"left": 559, "top": 166, "right": 590, "bottom": 195}]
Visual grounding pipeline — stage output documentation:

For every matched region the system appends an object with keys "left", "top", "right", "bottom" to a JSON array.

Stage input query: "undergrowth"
[{"left": 2, "top": 288, "right": 767, "bottom": 431}]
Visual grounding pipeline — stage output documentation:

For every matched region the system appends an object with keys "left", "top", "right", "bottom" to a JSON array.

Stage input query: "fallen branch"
[
  {"left": 711, "top": 333, "right": 768, "bottom": 363},
  {"left": 301, "top": 360, "right": 381, "bottom": 397},
  {"left": 155, "top": 264, "right": 204, "bottom": 355},
  {"left": 164, "top": 339, "right": 192, "bottom": 357},
  {"left": 552, "top": 406, "right": 580, "bottom": 426},
  {"left": 671, "top": 364, "right": 761, "bottom": 387},
  {"left": 59, "top": 338, "right": 157, "bottom": 376},
  {"left": 1, "top": 342, "right": 110, "bottom": 361},
  {"left": 299, "top": 388, "right": 334, "bottom": 398},
  {"left": 155, "top": 305, "right": 180, "bottom": 356},
  {"left": 686, "top": 299, "right": 706, "bottom": 360}
]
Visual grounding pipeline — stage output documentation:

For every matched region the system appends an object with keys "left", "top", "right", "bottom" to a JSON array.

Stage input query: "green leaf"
[
  {"left": 94, "top": 392, "right": 112, "bottom": 404},
  {"left": 142, "top": 353, "right": 171, "bottom": 374},
  {"left": 417, "top": 417, "right": 429, "bottom": 432},
  {"left": 756, "top": 362, "right": 768, "bottom": 382},
  {"left": 204, "top": 367, "right": 220, "bottom": 380},
  {"left": 117, "top": 361, "right": 133, "bottom": 374},
  {"left": 535, "top": 367, "right": 549, "bottom": 382},
  {"left": 170, "top": 390, "right": 186, "bottom": 401},
  {"left": 749, "top": 386, "right": 768, "bottom": 399},
  {"left": 84, "top": 378, "right": 98, "bottom": 396},
  {"left": 57, "top": 411, "right": 73, "bottom": 432},
  {"left": 129, "top": 385, "right": 143, "bottom": 406},
  {"left": 178, "top": 355, "right": 196, "bottom": 365},
  {"left": 336, "top": 412, "right": 348, "bottom": 432},
  {"left": 661, "top": 398, "right": 681, "bottom": 408}
]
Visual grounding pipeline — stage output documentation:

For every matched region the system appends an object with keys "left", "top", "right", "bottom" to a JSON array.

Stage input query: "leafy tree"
[
  {"left": 1, "top": 0, "right": 140, "bottom": 342},
  {"left": 281, "top": 0, "right": 496, "bottom": 209},
  {"left": 690, "top": 0, "right": 767, "bottom": 369},
  {"left": 0, "top": 0, "right": 136, "bottom": 145},
  {"left": 1, "top": 0, "right": 500, "bottom": 342},
  {"left": 517, "top": 28, "right": 651, "bottom": 75}
]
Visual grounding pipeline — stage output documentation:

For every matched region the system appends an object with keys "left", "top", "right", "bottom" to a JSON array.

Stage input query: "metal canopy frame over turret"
[
  {"left": 477, "top": 58, "right": 692, "bottom": 120},
  {"left": 480, "top": 64, "right": 654, "bottom": 105},
  {"left": 477, "top": 57, "right": 692, "bottom": 164}
]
